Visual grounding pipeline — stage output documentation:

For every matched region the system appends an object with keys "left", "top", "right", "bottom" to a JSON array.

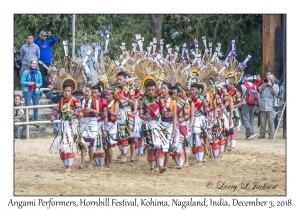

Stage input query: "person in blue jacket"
[
  {"left": 20, "top": 59, "right": 43, "bottom": 125},
  {"left": 34, "top": 30, "right": 57, "bottom": 79}
]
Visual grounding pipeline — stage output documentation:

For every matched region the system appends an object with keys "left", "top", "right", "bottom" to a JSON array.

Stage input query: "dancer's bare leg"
[{"left": 88, "top": 146, "right": 94, "bottom": 169}]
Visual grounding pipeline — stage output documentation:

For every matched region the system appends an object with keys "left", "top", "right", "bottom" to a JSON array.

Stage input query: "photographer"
[
  {"left": 20, "top": 59, "right": 43, "bottom": 126},
  {"left": 257, "top": 70, "right": 279, "bottom": 139},
  {"left": 34, "top": 30, "right": 57, "bottom": 79}
]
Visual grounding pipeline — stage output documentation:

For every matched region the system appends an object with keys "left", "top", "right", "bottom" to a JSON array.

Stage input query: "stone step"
[
  {"left": 20, "top": 125, "right": 46, "bottom": 132},
  {"left": 28, "top": 108, "right": 53, "bottom": 121},
  {"left": 19, "top": 125, "right": 46, "bottom": 138}
]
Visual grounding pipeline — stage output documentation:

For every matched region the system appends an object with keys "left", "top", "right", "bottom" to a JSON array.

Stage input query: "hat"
[{"left": 50, "top": 66, "right": 58, "bottom": 71}]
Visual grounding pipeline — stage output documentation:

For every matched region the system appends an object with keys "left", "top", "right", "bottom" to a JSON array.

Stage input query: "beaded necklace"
[
  {"left": 145, "top": 95, "right": 156, "bottom": 105},
  {"left": 60, "top": 98, "right": 73, "bottom": 113}
]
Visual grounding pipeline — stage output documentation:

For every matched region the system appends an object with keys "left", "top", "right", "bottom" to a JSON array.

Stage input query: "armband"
[
  {"left": 103, "top": 110, "right": 108, "bottom": 118},
  {"left": 138, "top": 108, "right": 143, "bottom": 115},
  {"left": 129, "top": 95, "right": 136, "bottom": 101},
  {"left": 52, "top": 109, "right": 59, "bottom": 117},
  {"left": 237, "top": 98, "right": 241, "bottom": 102},
  {"left": 139, "top": 114, "right": 145, "bottom": 120}
]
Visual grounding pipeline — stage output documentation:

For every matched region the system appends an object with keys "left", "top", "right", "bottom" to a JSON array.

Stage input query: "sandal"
[{"left": 160, "top": 167, "right": 167, "bottom": 174}]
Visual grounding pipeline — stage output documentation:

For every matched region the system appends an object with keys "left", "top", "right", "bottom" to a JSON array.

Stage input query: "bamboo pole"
[
  {"left": 14, "top": 104, "right": 56, "bottom": 109},
  {"left": 14, "top": 120, "right": 60, "bottom": 126},
  {"left": 273, "top": 102, "right": 286, "bottom": 143},
  {"left": 26, "top": 107, "right": 29, "bottom": 140},
  {"left": 72, "top": 14, "right": 76, "bottom": 61}
]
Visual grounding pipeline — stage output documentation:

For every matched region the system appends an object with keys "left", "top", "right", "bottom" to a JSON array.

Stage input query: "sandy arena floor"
[{"left": 14, "top": 126, "right": 286, "bottom": 196}]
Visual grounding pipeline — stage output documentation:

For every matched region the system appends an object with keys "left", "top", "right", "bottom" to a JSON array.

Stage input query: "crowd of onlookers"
[
  {"left": 14, "top": 30, "right": 58, "bottom": 139},
  {"left": 239, "top": 71, "right": 284, "bottom": 140}
]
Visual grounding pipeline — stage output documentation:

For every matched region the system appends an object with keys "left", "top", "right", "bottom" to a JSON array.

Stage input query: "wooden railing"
[{"left": 14, "top": 104, "right": 59, "bottom": 140}]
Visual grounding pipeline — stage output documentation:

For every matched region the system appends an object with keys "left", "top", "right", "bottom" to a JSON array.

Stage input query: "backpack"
[{"left": 243, "top": 83, "right": 259, "bottom": 105}]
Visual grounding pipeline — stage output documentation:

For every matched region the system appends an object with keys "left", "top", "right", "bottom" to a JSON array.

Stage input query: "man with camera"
[
  {"left": 257, "top": 70, "right": 279, "bottom": 139},
  {"left": 34, "top": 30, "right": 58, "bottom": 79}
]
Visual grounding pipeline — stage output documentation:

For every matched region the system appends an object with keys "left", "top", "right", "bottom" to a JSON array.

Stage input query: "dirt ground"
[{"left": 14, "top": 126, "right": 286, "bottom": 196}]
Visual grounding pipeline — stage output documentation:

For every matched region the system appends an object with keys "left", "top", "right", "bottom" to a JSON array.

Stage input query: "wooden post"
[
  {"left": 262, "top": 14, "right": 276, "bottom": 78},
  {"left": 276, "top": 14, "right": 281, "bottom": 28},
  {"left": 26, "top": 107, "right": 29, "bottom": 140}
]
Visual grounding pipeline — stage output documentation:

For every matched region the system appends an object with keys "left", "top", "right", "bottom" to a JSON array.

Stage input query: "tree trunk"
[{"left": 148, "top": 14, "right": 163, "bottom": 52}]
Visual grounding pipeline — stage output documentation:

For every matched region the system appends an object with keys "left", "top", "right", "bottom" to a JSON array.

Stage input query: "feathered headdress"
[
  {"left": 132, "top": 57, "right": 164, "bottom": 90},
  {"left": 142, "top": 75, "right": 157, "bottom": 90},
  {"left": 53, "top": 57, "right": 86, "bottom": 93},
  {"left": 163, "top": 62, "right": 189, "bottom": 89},
  {"left": 96, "top": 79, "right": 106, "bottom": 92}
]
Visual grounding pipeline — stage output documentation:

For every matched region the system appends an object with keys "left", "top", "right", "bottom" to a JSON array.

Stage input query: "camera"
[{"left": 264, "top": 78, "right": 271, "bottom": 83}]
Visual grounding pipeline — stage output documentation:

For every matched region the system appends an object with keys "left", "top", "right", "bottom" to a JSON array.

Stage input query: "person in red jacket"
[{"left": 253, "top": 74, "right": 263, "bottom": 88}]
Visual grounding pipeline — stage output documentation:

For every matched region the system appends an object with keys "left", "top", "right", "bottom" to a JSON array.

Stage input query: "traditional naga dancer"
[{"left": 49, "top": 57, "right": 86, "bottom": 171}]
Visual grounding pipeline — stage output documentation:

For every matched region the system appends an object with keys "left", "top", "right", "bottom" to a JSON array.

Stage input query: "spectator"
[
  {"left": 20, "top": 59, "right": 43, "bottom": 126},
  {"left": 42, "top": 66, "right": 58, "bottom": 99},
  {"left": 58, "top": 67, "right": 66, "bottom": 77},
  {"left": 274, "top": 75, "right": 283, "bottom": 130},
  {"left": 20, "top": 34, "right": 40, "bottom": 77},
  {"left": 258, "top": 70, "right": 279, "bottom": 139},
  {"left": 14, "top": 48, "right": 22, "bottom": 81},
  {"left": 34, "top": 30, "right": 58, "bottom": 79},
  {"left": 253, "top": 73, "right": 263, "bottom": 117},
  {"left": 14, "top": 94, "right": 26, "bottom": 139},
  {"left": 253, "top": 73, "right": 263, "bottom": 88},
  {"left": 240, "top": 74, "right": 258, "bottom": 140}
]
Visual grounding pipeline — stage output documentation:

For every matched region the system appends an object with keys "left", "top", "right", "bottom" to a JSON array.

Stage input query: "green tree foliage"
[
  {"left": 14, "top": 14, "right": 262, "bottom": 75},
  {"left": 162, "top": 14, "right": 262, "bottom": 76}
]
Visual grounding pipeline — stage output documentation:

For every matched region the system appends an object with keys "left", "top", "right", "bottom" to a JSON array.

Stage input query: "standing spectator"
[
  {"left": 14, "top": 48, "right": 22, "bottom": 81},
  {"left": 58, "top": 67, "right": 66, "bottom": 77},
  {"left": 20, "top": 34, "right": 40, "bottom": 77},
  {"left": 253, "top": 73, "right": 264, "bottom": 118},
  {"left": 14, "top": 94, "right": 26, "bottom": 139},
  {"left": 253, "top": 73, "right": 264, "bottom": 88},
  {"left": 273, "top": 75, "right": 283, "bottom": 130},
  {"left": 240, "top": 74, "right": 258, "bottom": 140},
  {"left": 34, "top": 30, "right": 58, "bottom": 79},
  {"left": 20, "top": 59, "right": 43, "bottom": 126},
  {"left": 258, "top": 70, "right": 279, "bottom": 139},
  {"left": 42, "top": 66, "right": 58, "bottom": 99}
]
